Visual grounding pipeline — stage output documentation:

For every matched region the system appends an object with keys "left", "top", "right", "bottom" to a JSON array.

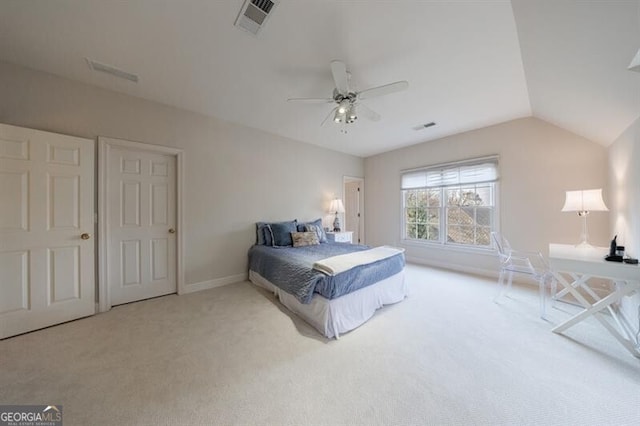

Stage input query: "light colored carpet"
[{"left": 1, "top": 264, "right": 639, "bottom": 426}]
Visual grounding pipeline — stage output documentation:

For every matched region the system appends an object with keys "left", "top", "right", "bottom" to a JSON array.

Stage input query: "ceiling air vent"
[
  {"left": 413, "top": 122, "right": 436, "bottom": 131},
  {"left": 235, "top": 0, "right": 277, "bottom": 36},
  {"left": 86, "top": 58, "right": 139, "bottom": 83}
]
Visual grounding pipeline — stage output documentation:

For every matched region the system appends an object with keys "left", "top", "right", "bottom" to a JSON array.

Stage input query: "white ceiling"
[
  {"left": 0, "top": 0, "right": 638, "bottom": 157},
  {"left": 513, "top": 0, "right": 640, "bottom": 146}
]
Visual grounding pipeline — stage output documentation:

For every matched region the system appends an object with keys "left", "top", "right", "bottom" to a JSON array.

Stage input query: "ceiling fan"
[{"left": 287, "top": 60, "right": 409, "bottom": 127}]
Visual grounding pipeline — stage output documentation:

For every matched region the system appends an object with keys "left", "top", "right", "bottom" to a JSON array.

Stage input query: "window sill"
[{"left": 400, "top": 238, "right": 496, "bottom": 256}]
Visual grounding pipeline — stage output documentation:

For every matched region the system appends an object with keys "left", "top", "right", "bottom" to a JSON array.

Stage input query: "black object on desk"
[
  {"left": 605, "top": 234, "right": 637, "bottom": 263},
  {"left": 609, "top": 235, "right": 617, "bottom": 256},
  {"left": 605, "top": 235, "right": 622, "bottom": 262}
]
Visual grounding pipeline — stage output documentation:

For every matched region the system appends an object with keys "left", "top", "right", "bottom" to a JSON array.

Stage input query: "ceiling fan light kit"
[
  {"left": 347, "top": 105, "right": 357, "bottom": 122},
  {"left": 333, "top": 103, "right": 358, "bottom": 124},
  {"left": 337, "top": 99, "right": 350, "bottom": 114},
  {"left": 288, "top": 60, "right": 408, "bottom": 128}
]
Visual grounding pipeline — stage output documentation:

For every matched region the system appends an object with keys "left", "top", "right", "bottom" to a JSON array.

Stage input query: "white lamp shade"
[
  {"left": 561, "top": 189, "right": 608, "bottom": 212},
  {"left": 629, "top": 48, "right": 640, "bottom": 72},
  {"left": 329, "top": 198, "right": 345, "bottom": 214}
]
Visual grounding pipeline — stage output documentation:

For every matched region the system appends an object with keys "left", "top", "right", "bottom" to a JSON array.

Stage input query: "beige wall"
[
  {"left": 608, "top": 117, "right": 640, "bottom": 257},
  {"left": 0, "top": 61, "right": 363, "bottom": 287},
  {"left": 607, "top": 116, "right": 640, "bottom": 327},
  {"left": 364, "top": 117, "right": 609, "bottom": 276}
]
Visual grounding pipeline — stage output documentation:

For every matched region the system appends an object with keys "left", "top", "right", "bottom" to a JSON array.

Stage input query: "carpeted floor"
[{"left": 1, "top": 263, "right": 639, "bottom": 426}]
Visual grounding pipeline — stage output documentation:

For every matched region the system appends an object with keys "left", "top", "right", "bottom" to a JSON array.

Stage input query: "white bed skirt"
[{"left": 249, "top": 269, "right": 408, "bottom": 339}]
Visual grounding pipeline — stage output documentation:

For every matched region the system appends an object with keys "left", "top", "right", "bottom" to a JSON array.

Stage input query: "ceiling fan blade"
[
  {"left": 358, "top": 80, "right": 409, "bottom": 100},
  {"left": 287, "top": 97, "right": 334, "bottom": 103},
  {"left": 358, "top": 103, "right": 381, "bottom": 122},
  {"left": 321, "top": 107, "right": 338, "bottom": 127},
  {"left": 330, "top": 60, "right": 349, "bottom": 95}
]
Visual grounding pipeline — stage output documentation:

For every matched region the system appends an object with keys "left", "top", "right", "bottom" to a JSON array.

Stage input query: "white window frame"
[{"left": 400, "top": 156, "right": 500, "bottom": 251}]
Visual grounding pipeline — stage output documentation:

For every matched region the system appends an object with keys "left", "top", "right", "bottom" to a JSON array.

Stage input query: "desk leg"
[
  {"left": 551, "top": 272, "right": 594, "bottom": 311},
  {"left": 554, "top": 272, "right": 602, "bottom": 303},
  {"left": 553, "top": 284, "right": 639, "bottom": 333},
  {"left": 552, "top": 281, "right": 640, "bottom": 358},
  {"left": 596, "top": 315, "right": 640, "bottom": 358}
]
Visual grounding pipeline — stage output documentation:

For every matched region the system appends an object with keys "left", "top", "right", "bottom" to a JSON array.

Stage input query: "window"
[{"left": 401, "top": 157, "right": 498, "bottom": 248}]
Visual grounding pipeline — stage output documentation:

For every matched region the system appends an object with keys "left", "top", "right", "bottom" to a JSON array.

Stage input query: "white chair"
[{"left": 491, "top": 232, "right": 557, "bottom": 319}]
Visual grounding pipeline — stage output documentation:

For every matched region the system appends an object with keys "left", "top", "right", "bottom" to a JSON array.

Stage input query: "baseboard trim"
[
  {"left": 183, "top": 273, "right": 247, "bottom": 294},
  {"left": 405, "top": 255, "right": 497, "bottom": 279},
  {"left": 405, "top": 256, "right": 540, "bottom": 287}
]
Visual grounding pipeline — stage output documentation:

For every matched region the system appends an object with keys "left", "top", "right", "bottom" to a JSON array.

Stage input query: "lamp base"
[
  {"left": 574, "top": 241, "right": 594, "bottom": 249},
  {"left": 574, "top": 214, "right": 592, "bottom": 249},
  {"left": 333, "top": 213, "right": 341, "bottom": 232}
]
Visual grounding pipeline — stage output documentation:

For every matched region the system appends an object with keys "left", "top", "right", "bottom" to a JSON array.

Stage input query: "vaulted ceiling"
[{"left": 0, "top": 0, "right": 638, "bottom": 157}]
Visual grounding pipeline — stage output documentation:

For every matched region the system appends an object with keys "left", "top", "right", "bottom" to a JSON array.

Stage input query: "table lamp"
[
  {"left": 329, "top": 199, "right": 345, "bottom": 232},
  {"left": 561, "top": 189, "right": 608, "bottom": 247}
]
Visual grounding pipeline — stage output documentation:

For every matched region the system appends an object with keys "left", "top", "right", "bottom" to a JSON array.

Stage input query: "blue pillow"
[
  {"left": 297, "top": 218, "right": 321, "bottom": 232},
  {"left": 305, "top": 224, "right": 327, "bottom": 243},
  {"left": 256, "top": 222, "right": 267, "bottom": 245},
  {"left": 270, "top": 220, "right": 298, "bottom": 247},
  {"left": 262, "top": 225, "right": 273, "bottom": 246},
  {"left": 255, "top": 223, "right": 274, "bottom": 246},
  {"left": 299, "top": 218, "right": 327, "bottom": 243}
]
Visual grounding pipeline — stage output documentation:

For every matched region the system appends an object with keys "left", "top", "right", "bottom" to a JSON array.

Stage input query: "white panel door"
[
  {"left": 107, "top": 147, "right": 176, "bottom": 305},
  {"left": 0, "top": 123, "right": 95, "bottom": 339},
  {"left": 344, "top": 180, "right": 363, "bottom": 244}
]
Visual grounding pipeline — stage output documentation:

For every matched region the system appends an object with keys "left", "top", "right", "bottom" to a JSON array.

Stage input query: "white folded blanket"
[{"left": 313, "top": 246, "right": 405, "bottom": 276}]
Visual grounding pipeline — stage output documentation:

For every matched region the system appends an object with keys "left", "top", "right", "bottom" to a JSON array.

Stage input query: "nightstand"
[{"left": 326, "top": 231, "right": 353, "bottom": 243}]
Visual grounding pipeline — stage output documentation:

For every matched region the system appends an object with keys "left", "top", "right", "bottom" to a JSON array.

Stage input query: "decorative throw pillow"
[
  {"left": 256, "top": 222, "right": 268, "bottom": 245},
  {"left": 262, "top": 224, "right": 273, "bottom": 246},
  {"left": 255, "top": 222, "right": 274, "bottom": 246},
  {"left": 291, "top": 232, "right": 320, "bottom": 247},
  {"left": 305, "top": 224, "right": 327, "bottom": 243},
  {"left": 269, "top": 220, "right": 298, "bottom": 247},
  {"left": 298, "top": 218, "right": 327, "bottom": 243}
]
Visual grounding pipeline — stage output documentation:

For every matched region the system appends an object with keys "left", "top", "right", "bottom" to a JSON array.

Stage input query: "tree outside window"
[{"left": 401, "top": 158, "right": 498, "bottom": 249}]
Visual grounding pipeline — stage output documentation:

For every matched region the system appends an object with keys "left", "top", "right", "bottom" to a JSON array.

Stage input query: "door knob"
[
  {"left": 168, "top": 228, "right": 176, "bottom": 234},
  {"left": 81, "top": 233, "right": 91, "bottom": 240}
]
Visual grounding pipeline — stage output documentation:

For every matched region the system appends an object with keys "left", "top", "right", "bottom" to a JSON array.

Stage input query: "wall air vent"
[
  {"left": 85, "top": 58, "right": 139, "bottom": 83},
  {"left": 235, "top": 0, "right": 277, "bottom": 36}
]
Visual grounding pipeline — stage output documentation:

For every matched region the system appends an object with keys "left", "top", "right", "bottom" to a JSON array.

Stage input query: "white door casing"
[
  {"left": 0, "top": 124, "right": 95, "bottom": 339},
  {"left": 99, "top": 137, "right": 184, "bottom": 310},
  {"left": 343, "top": 177, "right": 364, "bottom": 244}
]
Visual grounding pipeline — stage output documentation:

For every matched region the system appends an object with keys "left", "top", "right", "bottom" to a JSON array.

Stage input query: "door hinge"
[{"left": 94, "top": 213, "right": 98, "bottom": 224}]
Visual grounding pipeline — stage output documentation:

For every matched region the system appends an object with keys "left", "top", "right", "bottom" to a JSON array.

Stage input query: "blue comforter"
[{"left": 248, "top": 243, "right": 405, "bottom": 304}]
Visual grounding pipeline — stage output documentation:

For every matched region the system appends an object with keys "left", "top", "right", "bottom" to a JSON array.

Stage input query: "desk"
[{"left": 549, "top": 244, "right": 640, "bottom": 357}]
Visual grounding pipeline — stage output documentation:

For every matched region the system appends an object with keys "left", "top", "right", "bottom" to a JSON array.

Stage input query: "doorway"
[
  {"left": 98, "top": 137, "right": 184, "bottom": 311},
  {"left": 343, "top": 176, "right": 364, "bottom": 244},
  {"left": 0, "top": 124, "right": 95, "bottom": 338}
]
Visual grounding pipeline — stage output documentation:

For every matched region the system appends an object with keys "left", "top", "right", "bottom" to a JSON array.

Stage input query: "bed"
[{"left": 248, "top": 219, "right": 408, "bottom": 338}]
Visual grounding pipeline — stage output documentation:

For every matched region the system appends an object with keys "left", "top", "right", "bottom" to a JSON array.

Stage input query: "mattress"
[
  {"left": 249, "top": 269, "right": 408, "bottom": 339},
  {"left": 248, "top": 243, "right": 405, "bottom": 304}
]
